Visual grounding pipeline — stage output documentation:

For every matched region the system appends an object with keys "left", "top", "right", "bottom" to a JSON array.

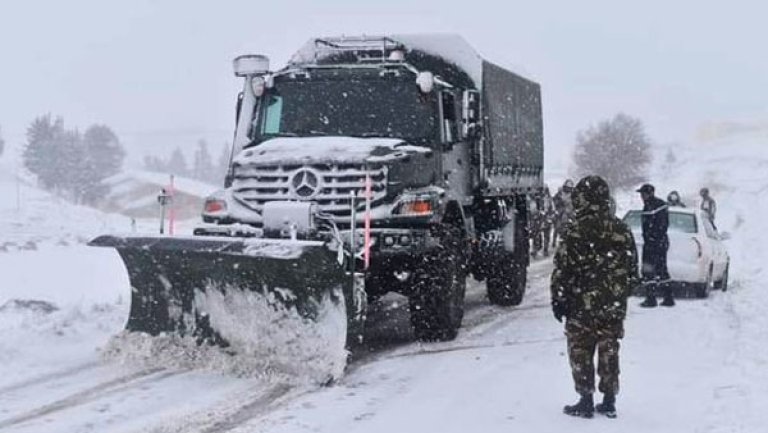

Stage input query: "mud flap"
[{"left": 90, "top": 235, "right": 362, "bottom": 349}]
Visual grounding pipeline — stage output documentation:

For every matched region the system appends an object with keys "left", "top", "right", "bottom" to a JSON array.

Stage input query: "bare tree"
[{"left": 572, "top": 113, "right": 652, "bottom": 189}]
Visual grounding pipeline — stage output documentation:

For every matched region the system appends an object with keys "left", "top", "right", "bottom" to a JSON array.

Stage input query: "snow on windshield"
[{"left": 252, "top": 78, "right": 435, "bottom": 145}]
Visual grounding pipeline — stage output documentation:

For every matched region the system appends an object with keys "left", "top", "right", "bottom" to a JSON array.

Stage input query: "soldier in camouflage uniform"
[{"left": 550, "top": 175, "right": 639, "bottom": 419}]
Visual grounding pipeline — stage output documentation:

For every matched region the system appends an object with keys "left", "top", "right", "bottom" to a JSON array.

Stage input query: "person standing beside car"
[
  {"left": 667, "top": 190, "right": 685, "bottom": 207},
  {"left": 551, "top": 175, "right": 638, "bottom": 419},
  {"left": 700, "top": 188, "right": 716, "bottom": 225},
  {"left": 637, "top": 184, "right": 674, "bottom": 307}
]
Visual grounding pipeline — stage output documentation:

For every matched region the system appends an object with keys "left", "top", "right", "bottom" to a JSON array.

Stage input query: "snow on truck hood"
[{"left": 234, "top": 137, "right": 431, "bottom": 165}]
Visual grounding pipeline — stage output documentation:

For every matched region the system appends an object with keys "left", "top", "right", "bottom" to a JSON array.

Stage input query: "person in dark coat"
[
  {"left": 551, "top": 175, "right": 638, "bottom": 419},
  {"left": 552, "top": 180, "right": 575, "bottom": 248},
  {"left": 530, "top": 187, "right": 555, "bottom": 258},
  {"left": 667, "top": 190, "right": 685, "bottom": 207},
  {"left": 637, "top": 184, "right": 674, "bottom": 307}
]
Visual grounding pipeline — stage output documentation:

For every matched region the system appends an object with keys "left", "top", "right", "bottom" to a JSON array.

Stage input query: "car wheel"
[
  {"left": 718, "top": 264, "right": 730, "bottom": 292},
  {"left": 695, "top": 266, "right": 714, "bottom": 299}
]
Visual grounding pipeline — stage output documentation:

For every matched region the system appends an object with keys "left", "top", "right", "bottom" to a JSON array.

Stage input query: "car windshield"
[
  {"left": 252, "top": 77, "right": 436, "bottom": 145},
  {"left": 623, "top": 210, "right": 697, "bottom": 234}
]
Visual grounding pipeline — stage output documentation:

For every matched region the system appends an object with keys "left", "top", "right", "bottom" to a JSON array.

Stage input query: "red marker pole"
[{"left": 363, "top": 172, "right": 372, "bottom": 269}]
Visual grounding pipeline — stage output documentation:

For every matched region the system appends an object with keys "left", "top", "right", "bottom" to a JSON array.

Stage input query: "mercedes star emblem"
[{"left": 291, "top": 168, "right": 320, "bottom": 198}]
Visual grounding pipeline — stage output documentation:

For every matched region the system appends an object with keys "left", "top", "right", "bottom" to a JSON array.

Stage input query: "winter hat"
[
  {"left": 636, "top": 184, "right": 655, "bottom": 195},
  {"left": 573, "top": 175, "right": 611, "bottom": 216}
]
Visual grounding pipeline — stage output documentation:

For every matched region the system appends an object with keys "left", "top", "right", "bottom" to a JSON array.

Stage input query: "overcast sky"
[{"left": 1, "top": 0, "right": 766, "bottom": 170}]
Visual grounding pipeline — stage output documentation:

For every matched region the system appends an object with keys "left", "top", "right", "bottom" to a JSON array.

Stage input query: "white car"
[{"left": 622, "top": 207, "right": 730, "bottom": 298}]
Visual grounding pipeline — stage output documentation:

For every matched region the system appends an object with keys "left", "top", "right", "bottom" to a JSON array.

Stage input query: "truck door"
[{"left": 440, "top": 90, "right": 471, "bottom": 203}]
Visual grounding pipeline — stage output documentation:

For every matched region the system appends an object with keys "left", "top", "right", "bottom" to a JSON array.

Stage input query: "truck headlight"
[
  {"left": 202, "top": 191, "right": 229, "bottom": 219},
  {"left": 392, "top": 193, "right": 438, "bottom": 217},
  {"left": 204, "top": 198, "right": 227, "bottom": 214}
]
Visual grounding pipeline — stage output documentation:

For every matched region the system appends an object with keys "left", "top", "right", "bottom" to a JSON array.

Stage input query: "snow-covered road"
[
  {"left": 0, "top": 248, "right": 760, "bottom": 433},
  {"left": 233, "top": 261, "right": 752, "bottom": 433},
  {"left": 1, "top": 136, "right": 767, "bottom": 432}
]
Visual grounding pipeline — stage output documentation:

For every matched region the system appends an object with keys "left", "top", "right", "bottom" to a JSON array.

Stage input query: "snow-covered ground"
[{"left": 0, "top": 133, "right": 766, "bottom": 432}]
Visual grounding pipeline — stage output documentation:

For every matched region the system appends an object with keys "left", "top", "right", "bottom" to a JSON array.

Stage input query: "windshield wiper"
[
  {"left": 290, "top": 130, "right": 328, "bottom": 136},
  {"left": 352, "top": 132, "right": 390, "bottom": 138}
]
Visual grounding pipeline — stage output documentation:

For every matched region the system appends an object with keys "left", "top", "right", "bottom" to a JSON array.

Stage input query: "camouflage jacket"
[{"left": 550, "top": 211, "right": 639, "bottom": 326}]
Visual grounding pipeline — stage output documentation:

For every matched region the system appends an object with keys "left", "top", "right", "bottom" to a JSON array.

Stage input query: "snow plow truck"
[{"left": 92, "top": 34, "right": 543, "bottom": 351}]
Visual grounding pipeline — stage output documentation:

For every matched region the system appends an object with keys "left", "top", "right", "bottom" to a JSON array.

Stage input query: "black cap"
[{"left": 636, "top": 183, "right": 655, "bottom": 194}]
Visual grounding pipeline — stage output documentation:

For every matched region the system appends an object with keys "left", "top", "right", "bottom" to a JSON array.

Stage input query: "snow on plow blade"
[{"left": 89, "top": 235, "right": 361, "bottom": 349}]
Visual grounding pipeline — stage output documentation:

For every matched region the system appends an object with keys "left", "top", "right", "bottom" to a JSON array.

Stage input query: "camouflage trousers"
[{"left": 566, "top": 318, "right": 621, "bottom": 396}]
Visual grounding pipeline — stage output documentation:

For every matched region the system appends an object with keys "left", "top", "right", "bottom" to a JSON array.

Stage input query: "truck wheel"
[
  {"left": 486, "top": 252, "right": 526, "bottom": 306},
  {"left": 409, "top": 226, "right": 466, "bottom": 342}
]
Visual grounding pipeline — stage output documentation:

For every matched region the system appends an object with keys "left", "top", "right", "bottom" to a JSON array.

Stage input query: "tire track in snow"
[
  {"left": 0, "top": 360, "right": 102, "bottom": 395},
  {"left": 197, "top": 384, "right": 294, "bottom": 433},
  {"left": 458, "top": 258, "right": 553, "bottom": 339},
  {"left": 145, "top": 383, "right": 296, "bottom": 433},
  {"left": 381, "top": 335, "right": 564, "bottom": 360},
  {"left": 349, "top": 258, "right": 554, "bottom": 368},
  {"left": 0, "top": 368, "right": 176, "bottom": 429}
]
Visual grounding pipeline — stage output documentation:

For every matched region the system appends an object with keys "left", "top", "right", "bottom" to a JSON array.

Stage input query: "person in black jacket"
[{"left": 637, "top": 184, "right": 674, "bottom": 307}]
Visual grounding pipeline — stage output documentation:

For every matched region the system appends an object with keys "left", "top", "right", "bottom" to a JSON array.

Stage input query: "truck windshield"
[{"left": 253, "top": 78, "right": 436, "bottom": 145}]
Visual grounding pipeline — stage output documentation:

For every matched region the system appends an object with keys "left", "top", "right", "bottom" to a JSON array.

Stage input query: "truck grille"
[{"left": 232, "top": 163, "right": 388, "bottom": 219}]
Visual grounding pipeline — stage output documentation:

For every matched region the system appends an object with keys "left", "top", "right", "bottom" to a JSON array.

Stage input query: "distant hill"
[{"left": 0, "top": 159, "right": 131, "bottom": 252}]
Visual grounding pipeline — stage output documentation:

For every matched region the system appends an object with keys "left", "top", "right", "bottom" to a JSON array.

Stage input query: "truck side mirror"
[{"left": 462, "top": 90, "right": 481, "bottom": 139}]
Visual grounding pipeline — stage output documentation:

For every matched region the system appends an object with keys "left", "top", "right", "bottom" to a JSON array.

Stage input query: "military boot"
[
  {"left": 563, "top": 393, "right": 594, "bottom": 418},
  {"left": 660, "top": 285, "right": 675, "bottom": 307},
  {"left": 640, "top": 296, "right": 657, "bottom": 308},
  {"left": 640, "top": 284, "right": 657, "bottom": 308},
  {"left": 595, "top": 393, "right": 617, "bottom": 418}
]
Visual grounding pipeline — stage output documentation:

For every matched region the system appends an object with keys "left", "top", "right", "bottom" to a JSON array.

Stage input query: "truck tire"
[
  {"left": 486, "top": 252, "right": 526, "bottom": 306},
  {"left": 486, "top": 211, "right": 528, "bottom": 307},
  {"left": 409, "top": 226, "right": 466, "bottom": 342}
]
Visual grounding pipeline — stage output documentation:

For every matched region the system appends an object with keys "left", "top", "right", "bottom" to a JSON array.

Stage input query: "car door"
[{"left": 701, "top": 216, "right": 726, "bottom": 278}]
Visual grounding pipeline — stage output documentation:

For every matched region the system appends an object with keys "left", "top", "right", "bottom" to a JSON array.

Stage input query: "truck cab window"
[
  {"left": 440, "top": 91, "right": 458, "bottom": 143},
  {"left": 261, "top": 95, "right": 283, "bottom": 135}
]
